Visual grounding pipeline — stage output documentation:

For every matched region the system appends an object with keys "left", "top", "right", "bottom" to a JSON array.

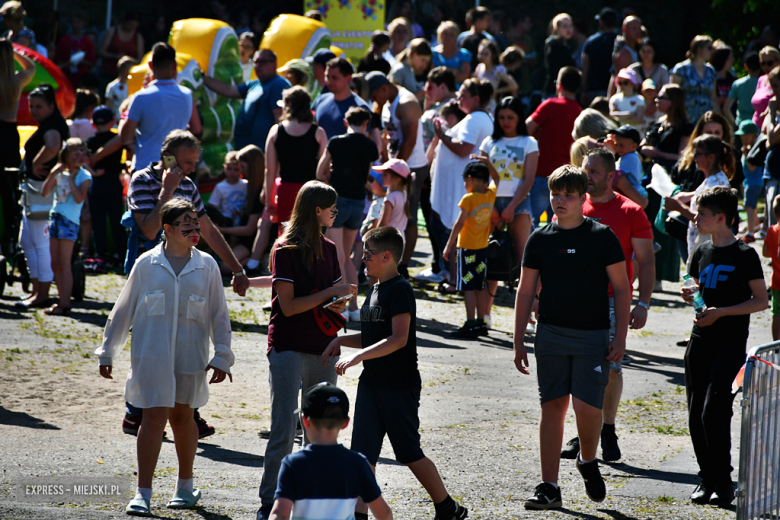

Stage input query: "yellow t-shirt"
[{"left": 457, "top": 185, "right": 497, "bottom": 250}]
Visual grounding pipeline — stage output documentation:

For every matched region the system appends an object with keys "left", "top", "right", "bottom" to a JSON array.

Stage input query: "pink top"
[
  {"left": 752, "top": 75, "right": 773, "bottom": 126},
  {"left": 383, "top": 190, "right": 408, "bottom": 245}
]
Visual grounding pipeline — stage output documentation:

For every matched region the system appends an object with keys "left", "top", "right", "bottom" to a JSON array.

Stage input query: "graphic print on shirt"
[
  {"left": 469, "top": 202, "right": 492, "bottom": 229},
  {"left": 489, "top": 143, "right": 526, "bottom": 182},
  {"left": 698, "top": 264, "right": 735, "bottom": 289},
  {"left": 55, "top": 174, "right": 73, "bottom": 202},
  {"left": 361, "top": 305, "right": 386, "bottom": 323}
]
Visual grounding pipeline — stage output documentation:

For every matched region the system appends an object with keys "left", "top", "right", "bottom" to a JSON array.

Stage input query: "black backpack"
[{"left": 486, "top": 228, "right": 519, "bottom": 283}]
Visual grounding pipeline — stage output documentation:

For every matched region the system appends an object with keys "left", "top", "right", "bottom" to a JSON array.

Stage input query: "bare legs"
[
  {"left": 325, "top": 226, "right": 360, "bottom": 311},
  {"left": 49, "top": 238, "right": 75, "bottom": 309},
  {"left": 539, "top": 396, "right": 602, "bottom": 483},
  {"left": 137, "top": 403, "right": 196, "bottom": 489}
]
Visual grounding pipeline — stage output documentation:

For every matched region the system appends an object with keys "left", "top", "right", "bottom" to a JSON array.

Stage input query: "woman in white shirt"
[{"left": 97, "top": 199, "right": 233, "bottom": 516}]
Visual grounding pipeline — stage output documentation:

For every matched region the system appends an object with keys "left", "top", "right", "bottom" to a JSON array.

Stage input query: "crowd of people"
[{"left": 1, "top": 2, "right": 779, "bottom": 519}]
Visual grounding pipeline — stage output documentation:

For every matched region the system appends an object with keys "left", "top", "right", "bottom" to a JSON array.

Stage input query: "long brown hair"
[
  {"left": 0, "top": 39, "right": 18, "bottom": 113},
  {"left": 679, "top": 111, "right": 732, "bottom": 172},
  {"left": 658, "top": 84, "right": 688, "bottom": 127},
  {"left": 692, "top": 134, "right": 735, "bottom": 180},
  {"left": 237, "top": 144, "right": 265, "bottom": 212},
  {"left": 272, "top": 181, "right": 338, "bottom": 271}
]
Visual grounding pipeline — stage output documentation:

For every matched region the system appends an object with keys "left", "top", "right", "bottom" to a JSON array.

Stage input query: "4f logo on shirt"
[{"left": 698, "top": 264, "right": 735, "bottom": 289}]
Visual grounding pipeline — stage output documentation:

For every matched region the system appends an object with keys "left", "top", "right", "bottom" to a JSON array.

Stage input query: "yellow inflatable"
[{"left": 260, "top": 14, "right": 336, "bottom": 67}]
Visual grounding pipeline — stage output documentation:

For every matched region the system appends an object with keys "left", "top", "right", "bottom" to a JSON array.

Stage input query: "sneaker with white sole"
[
  {"left": 414, "top": 268, "right": 447, "bottom": 284},
  {"left": 484, "top": 315, "right": 492, "bottom": 329},
  {"left": 576, "top": 456, "right": 606, "bottom": 502},
  {"left": 524, "top": 482, "right": 562, "bottom": 510},
  {"left": 525, "top": 322, "right": 536, "bottom": 334}
]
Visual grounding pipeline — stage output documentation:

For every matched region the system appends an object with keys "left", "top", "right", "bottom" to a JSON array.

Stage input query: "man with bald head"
[
  {"left": 202, "top": 48, "right": 291, "bottom": 150},
  {"left": 608, "top": 15, "right": 644, "bottom": 96}
]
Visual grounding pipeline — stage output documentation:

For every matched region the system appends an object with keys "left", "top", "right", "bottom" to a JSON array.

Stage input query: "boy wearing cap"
[
  {"left": 269, "top": 382, "right": 392, "bottom": 520},
  {"left": 443, "top": 161, "right": 499, "bottom": 338},
  {"left": 86, "top": 105, "right": 127, "bottom": 264},
  {"left": 737, "top": 120, "right": 763, "bottom": 242},
  {"left": 605, "top": 125, "right": 648, "bottom": 205},
  {"left": 322, "top": 226, "right": 468, "bottom": 520}
]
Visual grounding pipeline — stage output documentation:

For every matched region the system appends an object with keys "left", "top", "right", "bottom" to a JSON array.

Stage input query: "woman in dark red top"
[
  {"left": 99, "top": 11, "right": 144, "bottom": 79},
  {"left": 257, "top": 180, "right": 357, "bottom": 518}
]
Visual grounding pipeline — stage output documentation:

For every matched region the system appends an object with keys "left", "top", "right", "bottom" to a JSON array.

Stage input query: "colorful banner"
[{"left": 304, "top": 0, "right": 386, "bottom": 64}]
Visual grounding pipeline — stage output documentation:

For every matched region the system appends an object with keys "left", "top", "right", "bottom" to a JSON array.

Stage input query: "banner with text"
[{"left": 303, "top": 0, "right": 386, "bottom": 64}]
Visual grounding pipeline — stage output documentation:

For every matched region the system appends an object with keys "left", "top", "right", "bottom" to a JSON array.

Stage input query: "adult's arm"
[
  {"left": 97, "top": 26, "right": 117, "bottom": 61},
  {"left": 88, "top": 134, "right": 123, "bottom": 166},
  {"left": 493, "top": 70, "right": 518, "bottom": 98},
  {"left": 397, "top": 97, "right": 422, "bottom": 162},
  {"left": 767, "top": 97, "right": 780, "bottom": 147},
  {"left": 202, "top": 74, "right": 242, "bottom": 99},
  {"left": 200, "top": 215, "right": 249, "bottom": 294},
  {"left": 120, "top": 117, "right": 138, "bottom": 146},
  {"left": 606, "top": 260, "right": 630, "bottom": 362},
  {"left": 188, "top": 102, "right": 202, "bottom": 138},
  {"left": 509, "top": 151, "right": 538, "bottom": 209},
  {"left": 615, "top": 176, "right": 648, "bottom": 208},
  {"left": 262, "top": 125, "right": 279, "bottom": 205},
  {"left": 316, "top": 148, "right": 331, "bottom": 182},
  {"left": 217, "top": 212, "right": 261, "bottom": 236},
  {"left": 32, "top": 129, "right": 62, "bottom": 177},
  {"left": 433, "top": 118, "right": 474, "bottom": 157},
  {"left": 629, "top": 237, "right": 655, "bottom": 329},
  {"left": 13, "top": 49, "right": 36, "bottom": 87},
  {"left": 525, "top": 116, "right": 540, "bottom": 136},
  {"left": 274, "top": 280, "right": 356, "bottom": 317}
]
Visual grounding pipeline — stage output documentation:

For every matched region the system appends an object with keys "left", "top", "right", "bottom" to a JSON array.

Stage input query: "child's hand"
[
  {"left": 335, "top": 353, "right": 361, "bottom": 375},
  {"left": 693, "top": 307, "right": 721, "bottom": 327},
  {"left": 469, "top": 154, "right": 490, "bottom": 166},
  {"left": 606, "top": 337, "right": 626, "bottom": 363},
  {"left": 322, "top": 339, "right": 341, "bottom": 366},
  {"left": 680, "top": 286, "right": 696, "bottom": 303},
  {"left": 99, "top": 365, "right": 113, "bottom": 379},
  {"left": 513, "top": 344, "right": 530, "bottom": 375},
  {"left": 206, "top": 365, "right": 233, "bottom": 384},
  {"left": 331, "top": 284, "right": 358, "bottom": 299},
  {"left": 443, "top": 241, "right": 452, "bottom": 261}
]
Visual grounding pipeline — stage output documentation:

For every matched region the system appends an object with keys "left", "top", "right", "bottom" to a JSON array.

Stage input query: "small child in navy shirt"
[{"left": 270, "top": 383, "right": 392, "bottom": 520}]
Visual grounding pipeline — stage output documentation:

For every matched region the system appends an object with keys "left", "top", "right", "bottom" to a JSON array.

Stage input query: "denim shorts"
[
  {"left": 494, "top": 195, "right": 531, "bottom": 217},
  {"left": 48, "top": 212, "right": 79, "bottom": 241},
  {"left": 333, "top": 196, "right": 365, "bottom": 230},
  {"left": 744, "top": 185, "right": 762, "bottom": 208}
]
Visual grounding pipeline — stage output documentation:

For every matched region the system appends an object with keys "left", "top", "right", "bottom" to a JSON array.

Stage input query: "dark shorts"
[
  {"left": 333, "top": 195, "right": 365, "bottom": 230},
  {"left": 49, "top": 212, "right": 80, "bottom": 241},
  {"left": 534, "top": 323, "right": 610, "bottom": 409},
  {"left": 456, "top": 247, "right": 487, "bottom": 291},
  {"left": 351, "top": 381, "right": 425, "bottom": 465}
]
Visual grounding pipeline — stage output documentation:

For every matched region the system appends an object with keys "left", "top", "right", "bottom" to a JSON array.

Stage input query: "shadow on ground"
[{"left": 0, "top": 406, "right": 61, "bottom": 430}]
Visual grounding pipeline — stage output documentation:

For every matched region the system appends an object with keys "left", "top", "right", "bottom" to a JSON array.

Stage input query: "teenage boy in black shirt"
[
  {"left": 682, "top": 186, "right": 767, "bottom": 507},
  {"left": 322, "top": 226, "right": 467, "bottom": 520},
  {"left": 513, "top": 164, "right": 630, "bottom": 510}
]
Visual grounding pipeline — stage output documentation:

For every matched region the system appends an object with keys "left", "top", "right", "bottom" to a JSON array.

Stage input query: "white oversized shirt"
[{"left": 96, "top": 244, "right": 233, "bottom": 409}]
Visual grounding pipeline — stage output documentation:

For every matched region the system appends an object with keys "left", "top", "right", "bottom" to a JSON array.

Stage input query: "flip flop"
[
  {"left": 167, "top": 488, "right": 201, "bottom": 509},
  {"left": 44, "top": 305, "right": 71, "bottom": 316},
  {"left": 126, "top": 497, "right": 151, "bottom": 516}
]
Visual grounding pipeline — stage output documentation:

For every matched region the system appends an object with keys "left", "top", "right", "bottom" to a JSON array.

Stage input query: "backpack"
[{"left": 486, "top": 228, "right": 519, "bottom": 283}]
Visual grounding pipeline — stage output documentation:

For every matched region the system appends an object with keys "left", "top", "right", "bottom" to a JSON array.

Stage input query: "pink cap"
[
  {"left": 373, "top": 158, "right": 411, "bottom": 178},
  {"left": 616, "top": 68, "right": 639, "bottom": 86}
]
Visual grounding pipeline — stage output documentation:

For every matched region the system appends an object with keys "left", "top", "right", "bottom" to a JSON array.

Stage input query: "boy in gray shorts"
[{"left": 512, "top": 165, "right": 631, "bottom": 509}]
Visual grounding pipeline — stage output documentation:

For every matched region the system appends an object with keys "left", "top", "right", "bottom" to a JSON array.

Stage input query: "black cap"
[
  {"left": 463, "top": 161, "right": 490, "bottom": 181},
  {"left": 92, "top": 105, "right": 114, "bottom": 125},
  {"left": 366, "top": 71, "right": 390, "bottom": 99},
  {"left": 296, "top": 382, "right": 349, "bottom": 419},
  {"left": 608, "top": 125, "right": 641, "bottom": 144},
  {"left": 305, "top": 48, "right": 337, "bottom": 67},
  {"left": 595, "top": 8, "right": 618, "bottom": 27}
]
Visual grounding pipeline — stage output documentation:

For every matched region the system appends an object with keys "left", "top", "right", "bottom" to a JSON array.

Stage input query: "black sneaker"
[
  {"left": 560, "top": 437, "right": 580, "bottom": 459},
  {"left": 433, "top": 501, "right": 468, "bottom": 520},
  {"left": 690, "top": 482, "right": 713, "bottom": 504},
  {"left": 600, "top": 427, "right": 621, "bottom": 462},
  {"left": 475, "top": 321, "right": 488, "bottom": 336},
  {"left": 524, "top": 482, "right": 562, "bottom": 510},
  {"left": 709, "top": 483, "right": 734, "bottom": 507},
  {"left": 576, "top": 457, "right": 606, "bottom": 502},
  {"left": 194, "top": 411, "right": 215, "bottom": 439},
  {"left": 451, "top": 321, "right": 480, "bottom": 339}
]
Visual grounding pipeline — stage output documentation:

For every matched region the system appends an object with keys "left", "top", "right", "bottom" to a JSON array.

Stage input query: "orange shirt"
[{"left": 457, "top": 185, "right": 497, "bottom": 250}]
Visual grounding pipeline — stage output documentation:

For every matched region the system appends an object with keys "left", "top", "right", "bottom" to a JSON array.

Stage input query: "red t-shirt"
[
  {"left": 582, "top": 193, "right": 653, "bottom": 291},
  {"left": 268, "top": 237, "right": 342, "bottom": 355},
  {"left": 765, "top": 224, "right": 780, "bottom": 290},
  {"left": 529, "top": 97, "right": 582, "bottom": 178},
  {"left": 54, "top": 34, "right": 96, "bottom": 87}
]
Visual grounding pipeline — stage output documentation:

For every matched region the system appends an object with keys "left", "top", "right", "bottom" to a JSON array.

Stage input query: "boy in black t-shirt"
[
  {"left": 681, "top": 186, "right": 767, "bottom": 507},
  {"left": 322, "top": 227, "right": 468, "bottom": 520},
  {"left": 513, "top": 165, "right": 630, "bottom": 510}
]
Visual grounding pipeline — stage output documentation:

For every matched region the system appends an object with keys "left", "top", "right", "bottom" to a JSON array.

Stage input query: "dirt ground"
[{"left": 0, "top": 233, "right": 774, "bottom": 519}]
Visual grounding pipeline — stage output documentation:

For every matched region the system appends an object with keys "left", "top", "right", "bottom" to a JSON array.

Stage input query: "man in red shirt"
[
  {"left": 560, "top": 148, "right": 655, "bottom": 462},
  {"left": 526, "top": 66, "right": 582, "bottom": 228}
]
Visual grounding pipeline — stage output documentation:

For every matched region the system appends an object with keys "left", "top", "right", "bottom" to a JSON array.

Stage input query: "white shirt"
[
  {"left": 105, "top": 79, "right": 129, "bottom": 122},
  {"left": 687, "top": 171, "right": 730, "bottom": 255},
  {"left": 479, "top": 135, "right": 539, "bottom": 198},
  {"left": 209, "top": 178, "right": 248, "bottom": 219},
  {"left": 96, "top": 244, "right": 233, "bottom": 409},
  {"left": 431, "top": 110, "right": 493, "bottom": 229}
]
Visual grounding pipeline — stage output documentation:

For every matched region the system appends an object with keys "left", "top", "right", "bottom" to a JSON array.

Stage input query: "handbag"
[
  {"left": 486, "top": 228, "right": 519, "bottom": 282},
  {"left": 21, "top": 177, "right": 53, "bottom": 220}
]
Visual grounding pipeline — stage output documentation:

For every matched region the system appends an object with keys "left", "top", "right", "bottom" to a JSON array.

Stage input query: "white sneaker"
[
  {"left": 756, "top": 230, "right": 767, "bottom": 240},
  {"left": 341, "top": 311, "right": 350, "bottom": 323},
  {"left": 484, "top": 315, "right": 492, "bottom": 329},
  {"left": 349, "top": 309, "right": 361, "bottom": 322},
  {"left": 526, "top": 322, "right": 536, "bottom": 334},
  {"left": 414, "top": 268, "right": 446, "bottom": 284}
]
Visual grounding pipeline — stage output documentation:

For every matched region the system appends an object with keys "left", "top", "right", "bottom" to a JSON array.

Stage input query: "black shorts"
[
  {"left": 351, "top": 381, "right": 425, "bottom": 465},
  {"left": 456, "top": 247, "right": 487, "bottom": 291}
]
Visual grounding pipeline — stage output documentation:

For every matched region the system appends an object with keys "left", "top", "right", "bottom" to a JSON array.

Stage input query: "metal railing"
[{"left": 738, "top": 340, "right": 780, "bottom": 520}]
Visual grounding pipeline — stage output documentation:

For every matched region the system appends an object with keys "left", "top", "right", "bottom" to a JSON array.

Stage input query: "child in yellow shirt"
[{"left": 444, "top": 161, "right": 500, "bottom": 338}]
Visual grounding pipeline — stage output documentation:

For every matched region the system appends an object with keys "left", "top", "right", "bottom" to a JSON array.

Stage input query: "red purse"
[{"left": 311, "top": 288, "right": 346, "bottom": 336}]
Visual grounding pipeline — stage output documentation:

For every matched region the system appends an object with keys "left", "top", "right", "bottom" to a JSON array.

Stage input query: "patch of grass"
[
  {"left": 656, "top": 495, "right": 674, "bottom": 503},
  {"left": 153, "top": 467, "right": 176, "bottom": 478},
  {"left": 241, "top": 413, "right": 261, "bottom": 420},
  {"left": 445, "top": 424, "right": 466, "bottom": 429},
  {"left": 656, "top": 425, "right": 689, "bottom": 436}
]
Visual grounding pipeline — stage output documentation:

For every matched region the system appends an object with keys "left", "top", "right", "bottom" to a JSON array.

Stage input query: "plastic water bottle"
[{"left": 682, "top": 274, "right": 707, "bottom": 314}]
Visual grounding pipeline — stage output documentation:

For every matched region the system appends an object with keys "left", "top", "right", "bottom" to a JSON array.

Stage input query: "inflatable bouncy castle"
[
  {"left": 13, "top": 43, "right": 75, "bottom": 125},
  {"left": 259, "top": 14, "right": 334, "bottom": 68}
]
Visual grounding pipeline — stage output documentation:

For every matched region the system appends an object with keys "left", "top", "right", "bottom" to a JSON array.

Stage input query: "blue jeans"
[
  {"left": 529, "top": 176, "right": 551, "bottom": 229},
  {"left": 333, "top": 196, "right": 365, "bottom": 230}
]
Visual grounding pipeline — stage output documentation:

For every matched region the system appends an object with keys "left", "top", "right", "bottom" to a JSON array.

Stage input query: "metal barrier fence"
[{"left": 738, "top": 340, "right": 780, "bottom": 520}]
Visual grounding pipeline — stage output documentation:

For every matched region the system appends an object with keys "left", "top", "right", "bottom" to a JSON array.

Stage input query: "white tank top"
[{"left": 382, "top": 87, "right": 428, "bottom": 169}]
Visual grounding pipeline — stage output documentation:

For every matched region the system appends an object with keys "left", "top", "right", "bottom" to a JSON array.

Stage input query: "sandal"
[
  {"left": 437, "top": 282, "right": 458, "bottom": 295},
  {"left": 126, "top": 497, "right": 151, "bottom": 516},
  {"left": 44, "top": 304, "right": 71, "bottom": 316},
  {"left": 167, "top": 488, "right": 201, "bottom": 509}
]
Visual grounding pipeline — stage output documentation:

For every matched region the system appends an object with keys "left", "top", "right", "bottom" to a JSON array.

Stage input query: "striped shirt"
[{"left": 127, "top": 165, "right": 206, "bottom": 216}]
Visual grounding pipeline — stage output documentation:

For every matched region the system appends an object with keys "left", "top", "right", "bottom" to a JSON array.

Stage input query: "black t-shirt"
[
  {"left": 461, "top": 32, "right": 489, "bottom": 71},
  {"left": 328, "top": 133, "right": 379, "bottom": 200},
  {"left": 688, "top": 240, "right": 764, "bottom": 341},
  {"left": 522, "top": 218, "right": 625, "bottom": 330},
  {"left": 582, "top": 31, "right": 617, "bottom": 92},
  {"left": 86, "top": 130, "right": 123, "bottom": 186},
  {"left": 360, "top": 275, "right": 421, "bottom": 389},
  {"left": 24, "top": 113, "right": 70, "bottom": 176}
]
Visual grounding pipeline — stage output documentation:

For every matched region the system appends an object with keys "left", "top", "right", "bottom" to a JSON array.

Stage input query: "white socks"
[
  {"left": 135, "top": 487, "right": 152, "bottom": 501},
  {"left": 578, "top": 453, "right": 595, "bottom": 464},
  {"left": 177, "top": 478, "right": 194, "bottom": 493},
  {"left": 543, "top": 481, "right": 559, "bottom": 489},
  {"left": 246, "top": 259, "right": 260, "bottom": 270}
]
